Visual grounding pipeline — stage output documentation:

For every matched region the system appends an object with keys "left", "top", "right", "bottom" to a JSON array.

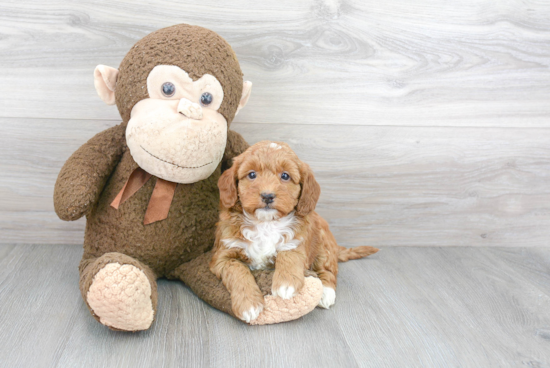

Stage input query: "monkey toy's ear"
[
  {"left": 94, "top": 65, "right": 119, "bottom": 105},
  {"left": 235, "top": 81, "right": 252, "bottom": 116}
]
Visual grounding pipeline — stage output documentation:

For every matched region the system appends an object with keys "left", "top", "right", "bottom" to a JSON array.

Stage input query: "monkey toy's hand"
[{"left": 54, "top": 123, "right": 125, "bottom": 221}]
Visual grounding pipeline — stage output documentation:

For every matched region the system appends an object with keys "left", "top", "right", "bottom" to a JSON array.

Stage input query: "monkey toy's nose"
[
  {"left": 261, "top": 192, "right": 275, "bottom": 204},
  {"left": 177, "top": 98, "right": 203, "bottom": 120}
]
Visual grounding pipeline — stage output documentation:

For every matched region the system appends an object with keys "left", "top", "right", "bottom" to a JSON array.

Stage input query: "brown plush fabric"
[
  {"left": 79, "top": 135, "right": 239, "bottom": 277},
  {"left": 115, "top": 24, "right": 243, "bottom": 126},
  {"left": 54, "top": 124, "right": 126, "bottom": 221}
]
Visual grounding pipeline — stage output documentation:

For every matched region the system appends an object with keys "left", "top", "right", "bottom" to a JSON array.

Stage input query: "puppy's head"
[{"left": 218, "top": 141, "right": 321, "bottom": 220}]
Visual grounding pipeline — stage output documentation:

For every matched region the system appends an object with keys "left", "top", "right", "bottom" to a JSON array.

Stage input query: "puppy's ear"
[
  {"left": 296, "top": 163, "right": 321, "bottom": 216},
  {"left": 218, "top": 158, "right": 240, "bottom": 208}
]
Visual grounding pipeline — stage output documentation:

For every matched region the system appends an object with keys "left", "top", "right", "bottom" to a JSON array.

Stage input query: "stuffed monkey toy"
[{"left": 54, "top": 24, "right": 323, "bottom": 331}]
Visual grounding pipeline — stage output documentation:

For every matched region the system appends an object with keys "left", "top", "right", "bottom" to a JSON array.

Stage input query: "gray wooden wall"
[{"left": 1, "top": 0, "right": 550, "bottom": 246}]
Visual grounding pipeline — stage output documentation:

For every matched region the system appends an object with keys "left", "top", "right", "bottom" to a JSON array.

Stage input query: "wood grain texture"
[
  {"left": 1, "top": 0, "right": 549, "bottom": 246},
  {"left": 0, "top": 244, "right": 549, "bottom": 367},
  {"left": 2, "top": 117, "right": 550, "bottom": 246},
  {"left": 0, "top": 0, "right": 549, "bottom": 126}
]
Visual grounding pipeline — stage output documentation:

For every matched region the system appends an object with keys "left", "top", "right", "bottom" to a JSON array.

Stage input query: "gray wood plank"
[
  {"left": 336, "top": 247, "right": 550, "bottom": 367},
  {"left": 1, "top": 244, "right": 549, "bottom": 367},
  {"left": 2, "top": 117, "right": 550, "bottom": 247},
  {"left": 0, "top": 0, "right": 549, "bottom": 127}
]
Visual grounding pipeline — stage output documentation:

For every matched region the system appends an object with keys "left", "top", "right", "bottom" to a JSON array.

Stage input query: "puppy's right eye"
[{"left": 247, "top": 171, "right": 257, "bottom": 180}]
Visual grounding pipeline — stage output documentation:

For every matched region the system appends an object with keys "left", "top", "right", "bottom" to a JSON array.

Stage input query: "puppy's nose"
[{"left": 261, "top": 192, "right": 275, "bottom": 204}]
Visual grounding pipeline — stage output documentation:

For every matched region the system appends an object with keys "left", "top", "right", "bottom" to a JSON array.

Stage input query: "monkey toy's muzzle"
[
  {"left": 125, "top": 97, "right": 228, "bottom": 184},
  {"left": 177, "top": 98, "right": 203, "bottom": 120}
]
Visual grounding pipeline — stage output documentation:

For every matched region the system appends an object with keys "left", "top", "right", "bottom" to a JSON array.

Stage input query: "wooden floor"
[{"left": 1, "top": 244, "right": 549, "bottom": 367}]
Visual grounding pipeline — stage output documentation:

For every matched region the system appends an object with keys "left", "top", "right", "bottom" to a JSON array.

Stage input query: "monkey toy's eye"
[
  {"left": 161, "top": 82, "right": 175, "bottom": 97},
  {"left": 281, "top": 172, "right": 290, "bottom": 181},
  {"left": 247, "top": 171, "right": 257, "bottom": 180},
  {"left": 200, "top": 92, "right": 213, "bottom": 106}
]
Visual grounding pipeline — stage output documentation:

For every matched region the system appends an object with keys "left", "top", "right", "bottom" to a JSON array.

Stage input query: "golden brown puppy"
[{"left": 210, "top": 141, "right": 378, "bottom": 322}]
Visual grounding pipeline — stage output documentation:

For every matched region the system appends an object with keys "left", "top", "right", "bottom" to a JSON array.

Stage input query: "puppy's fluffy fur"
[{"left": 210, "top": 141, "right": 378, "bottom": 322}]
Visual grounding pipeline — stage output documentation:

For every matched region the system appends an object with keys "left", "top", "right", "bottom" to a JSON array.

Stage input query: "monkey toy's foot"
[
  {"left": 82, "top": 253, "right": 157, "bottom": 332},
  {"left": 250, "top": 276, "right": 323, "bottom": 325},
  {"left": 87, "top": 263, "right": 154, "bottom": 331}
]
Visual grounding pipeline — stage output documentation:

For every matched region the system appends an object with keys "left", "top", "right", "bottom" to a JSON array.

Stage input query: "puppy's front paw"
[
  {"left": 241, "top": 304, "right": 264, "bottom": 323},
  {"left": 272, "top": 285, "right": 296, "bottom": 299},
  {"left": 318, "top": 287, "right": 336, "bottom": 309},
  {"left": 272, "top": 273, "right": 305, "bottom": 300},
  {"left": 232, "top": 294, "right": 265, "bottom": 323}
]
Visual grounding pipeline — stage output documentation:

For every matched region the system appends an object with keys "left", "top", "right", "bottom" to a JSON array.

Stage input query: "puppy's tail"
[{"left": 337, "top": 246, "right": 379, "bottom": 262}]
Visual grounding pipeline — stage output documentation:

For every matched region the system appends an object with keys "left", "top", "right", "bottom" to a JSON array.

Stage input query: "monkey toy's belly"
[{"left": 83, "top": 150, "right": 221, "bottom": 276}]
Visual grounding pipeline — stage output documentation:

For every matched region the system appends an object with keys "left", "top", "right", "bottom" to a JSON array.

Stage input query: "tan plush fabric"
[
  {"left": 250, "top": 277, "right": 323, "bottom": 325},
  {"left": 147, "top": 65, "right": 224, "bottom": 111},
  {"left": 126, "top": 96, "right": 228, "bottom": 183},
  {"left": 87, "top": 262, "right": 155, "bottom": 331},
  {"left": 94, "top": 65, "right": 118, "bottom": 105},
  {"left": 79, "top": 251, "right": 159, "bottom": 331}
]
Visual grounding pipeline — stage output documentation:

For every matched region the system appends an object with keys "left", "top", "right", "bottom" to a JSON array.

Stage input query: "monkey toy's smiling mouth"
[{"left": 140, "top": 145, "right": 213, "bottom": 169}]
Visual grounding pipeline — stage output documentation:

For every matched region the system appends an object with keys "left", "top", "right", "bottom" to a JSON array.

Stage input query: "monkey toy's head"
[{"left": 93, "top": 24, "right": 252, "bottom": 184}]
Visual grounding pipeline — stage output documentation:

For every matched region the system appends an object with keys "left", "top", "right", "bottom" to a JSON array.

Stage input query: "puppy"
[{"left": 210, "top": 141, "right": 378, "bottom": 323}]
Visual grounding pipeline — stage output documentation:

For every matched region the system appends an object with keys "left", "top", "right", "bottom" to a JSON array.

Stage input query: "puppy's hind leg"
[
  {"left": 312, "top": 221, "right": 340, "bottom": 309},
  {"left": 313, "top": 267, "right": 337, "bottom": 309},
  {"left": 312, "top": 248, "right": 338, "bottom": 309}
]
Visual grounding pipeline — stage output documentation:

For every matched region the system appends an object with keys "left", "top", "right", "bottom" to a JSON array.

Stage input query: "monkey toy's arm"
[
  {"left": 54, "top": 123, "right": 126, "bottom": 221},
  {"left": 221, "top": 129, "right": 250, "bottom": 172}
]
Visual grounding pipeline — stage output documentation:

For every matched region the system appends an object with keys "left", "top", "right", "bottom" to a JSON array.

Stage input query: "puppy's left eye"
[{"left": 281, "top": 172, "right": 291, "bottom": 181}]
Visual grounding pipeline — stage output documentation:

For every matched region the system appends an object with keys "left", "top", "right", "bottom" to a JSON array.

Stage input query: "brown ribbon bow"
[{"left": 110, "top": 168, "right": 177, "bottom": 225}]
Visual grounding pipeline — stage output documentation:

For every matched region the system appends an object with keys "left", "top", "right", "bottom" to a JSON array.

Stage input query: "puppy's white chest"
[
  {"left": 243, "top": 224, "right": 279, "bottom": 270},
  {"left": 223, "top": 214, "right": 300, "bottom": 270}
]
